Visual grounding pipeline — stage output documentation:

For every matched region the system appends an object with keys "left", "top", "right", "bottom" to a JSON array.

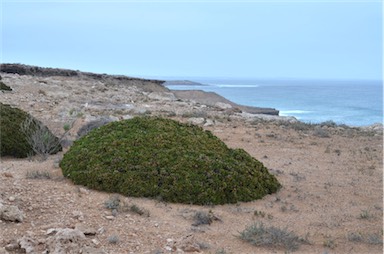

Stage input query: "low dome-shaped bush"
[
  {"left": 60, "top": 117, "right": 281, "bottom": 205},
  {"left": 0, "top": 103, "right": 62, "bottom": 158}
]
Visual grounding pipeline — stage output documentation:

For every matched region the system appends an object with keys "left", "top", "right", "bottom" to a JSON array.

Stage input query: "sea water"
[{"left": 166, "top": 79, "right": 383, "bottom": 127}]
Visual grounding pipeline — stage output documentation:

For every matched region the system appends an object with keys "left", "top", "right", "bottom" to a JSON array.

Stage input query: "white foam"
[
  {"left": 280, "top": 110, "right": 313, "bottom": 116},
  {"left": 211, "top": 84, "right": 259, "bottom": 88}
]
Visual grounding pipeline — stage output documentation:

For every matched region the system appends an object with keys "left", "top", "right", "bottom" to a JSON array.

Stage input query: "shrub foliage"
[
  {"left": 0, "top": 103, "right": 62, "bottom": 158},
  {"left": 60, "top": 117, "right": 281, "bottom": 205},
  {"left": 0, "top": 81, "right": 12, "bottom": 91},
  {"left": 239, "top": 222, "right": 303, "bottom": 251}
]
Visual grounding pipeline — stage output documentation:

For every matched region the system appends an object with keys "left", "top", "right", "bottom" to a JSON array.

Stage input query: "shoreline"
[
  {"left": 165, "top": 79, "right": 383, "bottom": 128},
  {"left": 167, "top": 87, "right": 382, "bottom": 131}
]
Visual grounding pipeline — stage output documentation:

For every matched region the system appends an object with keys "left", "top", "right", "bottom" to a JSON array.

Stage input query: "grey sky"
[{"left": 2, "top": 0, "right": 382, "bottom": 80}]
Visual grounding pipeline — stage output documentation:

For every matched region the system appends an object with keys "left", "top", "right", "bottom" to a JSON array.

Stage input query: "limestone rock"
[
  {"left": 188, "top": 117, "right": 205, "bottom": 125},
  {"left": 204, "top": 119, "right": 214, "bottom": 127},
  {"left": 0, "top": 247, "right": 10, "bottom": 254},
  {"left": 45, "top": 228, "right": 86, "bottom": 254},
  {"left": 81, "top": 247, "right": 107, "bottom": 254},
  {"left": 178, "top": 235, "right": 201, "bottom": 253},
  {"left": 75, "top": 223, "right": 97, "bottom": 235},
  {"left": 147, "top": 92, "right": 177, "bottom": 101},
  {"left": 0, "top": 204, "right": 24, "bottom": 222},
  {"left": 18, "top": 236, "right": 36, "bottom": 254},
  {"left": 215, "top": 102, "right": 232, "bottom": 110}
]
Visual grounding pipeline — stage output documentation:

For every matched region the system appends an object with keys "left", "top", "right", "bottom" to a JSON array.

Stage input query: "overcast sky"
[{"left": 2, "top": 0, "right": 382, "bottom": 80}]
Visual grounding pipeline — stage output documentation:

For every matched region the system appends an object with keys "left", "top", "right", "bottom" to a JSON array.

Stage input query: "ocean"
[{"left": 165, "top": 79, "right": 383, "bottom": 127}]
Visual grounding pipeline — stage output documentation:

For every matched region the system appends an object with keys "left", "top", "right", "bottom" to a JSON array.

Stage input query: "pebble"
[
  {"left": 3, "top": 172, "right": 13, "bottom": 178},
  {"left": 105, "top": 216, "right": 115, "bottom": 220},
  {"left": 78, "top": 187, "right": 89, "bottom": 195},
  {"left": 8, "top": 196, "right": 15, "bottom": 202},
  {"left": 92, "top": 239, "right": 100, "bottom": 246},
  {"left": 97, "top": 227, "right": 105, "bottom": 234}
]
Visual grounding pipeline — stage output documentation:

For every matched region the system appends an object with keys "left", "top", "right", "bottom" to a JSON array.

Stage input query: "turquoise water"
[{"left": 166, "top": 79, "right": 383, "bottom": 127}]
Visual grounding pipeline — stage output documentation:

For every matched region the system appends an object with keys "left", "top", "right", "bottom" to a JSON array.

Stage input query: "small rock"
[
  {"left": 204, "top": 119, "right": 214, "bottom": 127},
  {"left": 0, "top": 247, "right": 10, "bottom": 254},
  {"left": 46, "top": 228, "right": 58, "bottom": 235},
  {"left": 0, "top": 204, "right": 24, "bottom": 222},
  {"left": 92, "top": 238, "right": 100, "bottom": 246},
  {"left": 8, "top": 196, "right": 15, "bottom": 202},
  {"left": 147, "top": 92, "right": 177, "bottom": 101},
  {"left": 3, "top": 172, "right": 13, "bottom": 178},
  {"left": 79, "top": 187, "right": 89, "bottom": 195},
  {"left": 4, "top": 242, "right": 19, "bottom": 251},
  {"left": 97, "top": 227, "right": 105, "bottom": 235},
  {"left": 178, "top": 235, "right": 201, "bottom": 253},
  {"left": 46, "top": 228, "right": 86, "bottom": 254},
  {"left": 18, "top": 236, "right": 35, "bottom": 254},
  {"left": 81, "top": 246, "right": 106, "bottom": 254},
  {"left": 75, "top": 223, "right": 97, "bottom": 235},
  {"left": 105, "top": 215, "right": 115, "bottom": 220},
  {"left": 72, "top": 210, "right": 84, "bottom": 221},
  {"left": 215, "top": 102, "right": 232, "bottom": 109},
  {"left": 188, "top": 117, "right": 205, "bottom": 125}
]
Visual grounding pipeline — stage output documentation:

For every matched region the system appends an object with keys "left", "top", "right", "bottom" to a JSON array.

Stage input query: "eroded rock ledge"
[{"left": 0, "top": 63, "right": 279, "bottom": 115}]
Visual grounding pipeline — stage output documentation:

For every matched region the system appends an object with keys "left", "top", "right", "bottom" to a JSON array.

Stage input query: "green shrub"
[
  {"left": 60, "top": 117, "right": 281, "bottom": 205},
  {"left": 0, "top": 81, "right": 12, "bottom": 91},
  {"left": 0, "top": 103, "right": 62, "bottom": 158}
]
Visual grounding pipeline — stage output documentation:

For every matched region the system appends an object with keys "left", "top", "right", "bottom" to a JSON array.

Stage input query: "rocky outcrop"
[
  {"left": 173, "top": 90, "right": 279, "bottom": 115},
  {"left": 0, "top": 63, "right": 167, "bottom": 92}
]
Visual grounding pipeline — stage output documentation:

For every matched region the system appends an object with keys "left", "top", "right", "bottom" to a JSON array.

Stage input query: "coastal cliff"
[{"left": 0, "top": 63, "right": 279, "bottom": 116}]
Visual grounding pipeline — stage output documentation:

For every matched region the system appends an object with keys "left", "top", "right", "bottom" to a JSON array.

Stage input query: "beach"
[{"left": 0, "top": 65, "right": 383, "bottom": 253}]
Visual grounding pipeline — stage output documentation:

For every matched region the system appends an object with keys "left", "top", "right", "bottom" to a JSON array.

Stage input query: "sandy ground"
[{"left": 0, "top": 71, "right": 383, "bottom": 253}]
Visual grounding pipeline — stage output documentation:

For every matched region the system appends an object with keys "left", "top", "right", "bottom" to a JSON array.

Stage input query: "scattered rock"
[
  {"left": 81, "top": 246, "right": 107, "bottom": 254},
  {"left": 78, "top": 187, "right": 90, "bottom": 195},
  {"left": 72, "top": 210, "right": 84, "bottom": 221},
  {"left": 45, "top": 228, "right": 86, "bottom": 254},
  {"left": 3, "top": 172, "right": 13, "bottom": 178},
  {"left": 75, "top": 223, "right": 97, "bottom": 235},
  {"left": 0, "top": 247, "right": 10, "bottom": 254},
  {"left": 18, "top": 236, "right": 36, "bottom": 254},
  {"left": 188, "top": 117, "right": 205, "bottom": 125},
  {"left": 97, "top": 227, "right": 106, "bottom": 235},
  {"left": 178, "top": 235, "right": 201, "bottom": 253},
  {"left": 91, "top": 238, "right": 101, "bottom": 246},
  {"left": 4, "top": 241, "right": 19, "bottom": 251},
  {"left": 215, "top": 102, "right": 232, "bottom": 110},
  {"left": 147, "top": 92, "right": 177, "bottom": 101},
  {"left": 0, "top": 204, "right": 24, "bottom": 222},
  {"left": 204, "top": 119, "right": 214, "bottom": 127}
]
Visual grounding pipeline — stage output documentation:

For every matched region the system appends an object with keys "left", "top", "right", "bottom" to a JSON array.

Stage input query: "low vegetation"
[
  {"left": 103, "top": 194, "right": 150, "bottom": 217},
  {"left": 26, "top": 170, "right": 51, "bottom": 179},
  {"left": 60, "top": 116, "right": 281, "bottom": 205},
  {"left": 0, "top": 81, "right": 12, "bottom": 91},
  {"left": 239, "top": 222, "right": 306, "bottom": 252},
  {"left": 0, "top": 103, "right": 62, "bottom": 158}
]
